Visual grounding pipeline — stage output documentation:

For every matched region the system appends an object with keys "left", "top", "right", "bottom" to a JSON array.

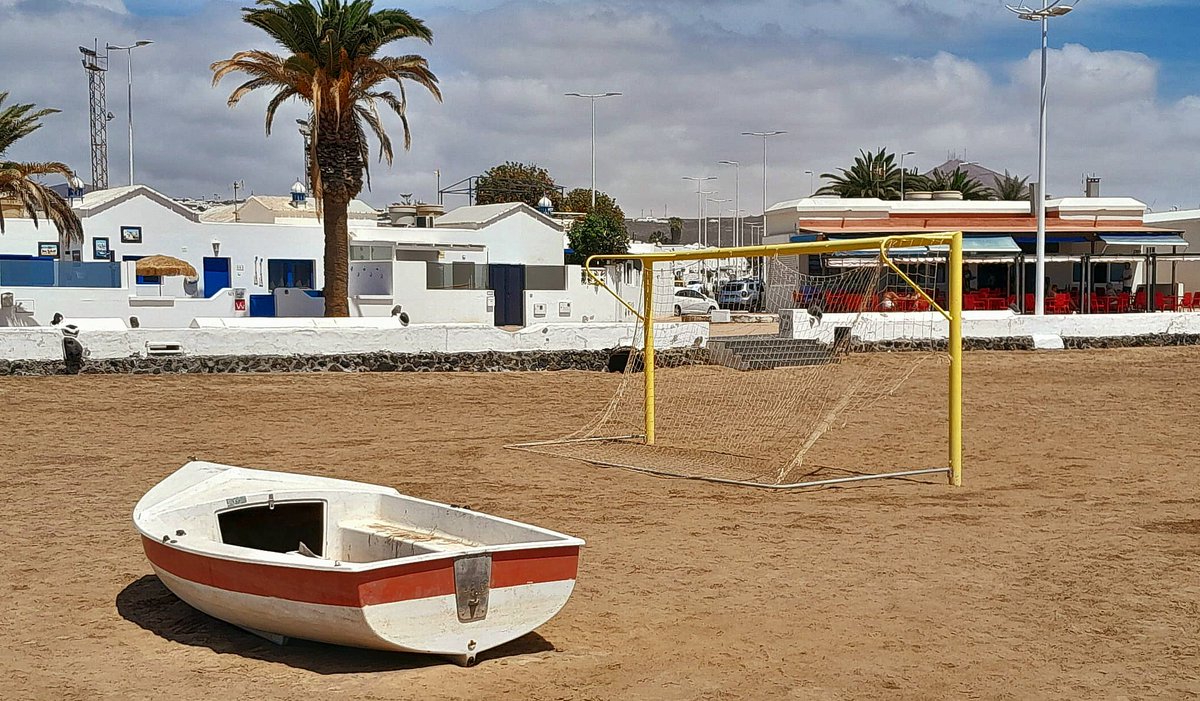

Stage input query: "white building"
[{"left": 0, "top": 185, "right": 637, "bottom": 328}]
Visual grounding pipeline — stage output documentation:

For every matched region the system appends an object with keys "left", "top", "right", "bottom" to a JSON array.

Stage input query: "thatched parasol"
[{"left": 135, "top": 255, "right": 197, "bottom": 277}]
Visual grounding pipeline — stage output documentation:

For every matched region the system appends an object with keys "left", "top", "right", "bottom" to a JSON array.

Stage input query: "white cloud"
[{"left": 2, "top": 0, "right": 1198, "bottom": 217}]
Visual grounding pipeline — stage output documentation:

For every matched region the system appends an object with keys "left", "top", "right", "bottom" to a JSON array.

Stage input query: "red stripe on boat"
[{"left": 142, "top": 537, "right": 579, "bottom": 607}]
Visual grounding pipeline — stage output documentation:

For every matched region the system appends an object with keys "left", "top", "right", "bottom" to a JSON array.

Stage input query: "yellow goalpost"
[{"left": 515, "top": 232, "right": 963, "bottom": 490}]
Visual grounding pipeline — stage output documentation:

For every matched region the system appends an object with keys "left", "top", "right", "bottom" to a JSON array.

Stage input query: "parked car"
[
  {"left": 684, "top": 280, "right": 705, "bottom": 294},
  {"left": 717, "top": 279, "right": 765, "bottom": 311},
  {"left": 672, "top": 288, "right": 719, "bottom": 316}
]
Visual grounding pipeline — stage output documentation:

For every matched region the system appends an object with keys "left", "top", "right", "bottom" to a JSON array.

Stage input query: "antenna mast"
[{"left": 79, "top": 39, "right": 110, "bottom": 190}]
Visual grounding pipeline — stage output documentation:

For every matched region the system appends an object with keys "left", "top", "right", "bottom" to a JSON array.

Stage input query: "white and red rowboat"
[{"left": 134, "top": 461, "right": 584, "bottom": 666}]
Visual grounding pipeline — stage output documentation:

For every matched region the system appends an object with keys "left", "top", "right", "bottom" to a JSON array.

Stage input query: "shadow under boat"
[{"left": 116, "top": 575, "right": 556, "bottom": 674}]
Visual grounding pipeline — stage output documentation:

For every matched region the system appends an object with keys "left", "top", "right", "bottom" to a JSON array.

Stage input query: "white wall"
[
  {"left": 524, "top": 265, "right": 640, "bottom": 326},
  {"left": 779, "top": 308, "right": 1200, "bottom": 342},
  {"left": 0, "top": 321, "right": 709, "bottom": 361},
  {"left": 0, "top": 284, "right": 240, "bottom": 328}
]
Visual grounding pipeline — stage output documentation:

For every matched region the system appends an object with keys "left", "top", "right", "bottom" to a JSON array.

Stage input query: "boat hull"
[{"left": 142, "top": 535, "right": 580, "bottom": 664}]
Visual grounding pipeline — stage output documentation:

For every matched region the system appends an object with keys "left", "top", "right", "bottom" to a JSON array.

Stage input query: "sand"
[{"left": 1, "top": 347, "right": 1198, "bottom": 700}]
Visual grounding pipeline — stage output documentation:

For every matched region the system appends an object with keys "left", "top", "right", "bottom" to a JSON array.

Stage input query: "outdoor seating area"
[
  {"left": 959, "top": 288, "right": 1200, "bottom": 314},
  {"left": 810, "top": 287, "right": 1200, "bottom": 315}
]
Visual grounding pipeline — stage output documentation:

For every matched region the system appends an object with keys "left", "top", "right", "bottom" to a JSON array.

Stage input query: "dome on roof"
[
  {"left": 537, "top": 195, "right": 553, "bottom": 212},
  {"left": 69, "top": 175, "right": 84, "bottom": 189},
  {"left": 291, "top": 179, "right": 307, "bottom": 194}
]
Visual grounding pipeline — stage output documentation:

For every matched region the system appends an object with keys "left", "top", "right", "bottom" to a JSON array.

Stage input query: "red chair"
[
  {"left": 1186, "top": 292, "right": 1198, "bottom": 311},
  {"left": 1156, "top": 292, "right": 1178, "bottom": 312},
  {"left": 1024, "top": 293, "right": 1035, "bottom": 313},
  {"left": 1049, "top": 293, "right": 1072, "bottom": 314},
  {"left": 1116, "top": 292, "right": 1132, "bottom": 313}
]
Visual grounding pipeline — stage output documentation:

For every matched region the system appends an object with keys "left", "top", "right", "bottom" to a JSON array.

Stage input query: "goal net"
[{"left": 513, "top": 234, "right": 963, "bottom": 489}]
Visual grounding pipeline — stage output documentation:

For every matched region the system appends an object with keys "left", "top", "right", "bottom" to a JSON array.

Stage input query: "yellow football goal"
[{"left": 513, "top": 233, "right": 963, "bottom": 489}]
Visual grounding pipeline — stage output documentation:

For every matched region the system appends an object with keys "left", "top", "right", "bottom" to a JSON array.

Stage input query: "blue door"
[
  {"left": 202, "top": 257, "right": 231, "bottom": 298},
  {"left": 489, "top": 264, "right": 525, "bottom": 326}
]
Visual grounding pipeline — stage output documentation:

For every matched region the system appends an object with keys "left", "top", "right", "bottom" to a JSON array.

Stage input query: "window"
[
  {"left": 526, "top": 265, "right": 567, "bottom": 291},
  {"left": 348, "top": 244, "right": 392, "bottom": 261},
  {"left": 426, "top": 262, "right": 488, "bottom": 290},
  {"left": 122, "top": 255, "right": 160, "bottom": 285},
  {"left": 267, "top": 259, "right": 316, "bottom": 290}
]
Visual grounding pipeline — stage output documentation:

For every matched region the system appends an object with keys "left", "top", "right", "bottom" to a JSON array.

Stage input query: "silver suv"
[{"left": 717, "top": 279, "right": 765, "bottom": 311}]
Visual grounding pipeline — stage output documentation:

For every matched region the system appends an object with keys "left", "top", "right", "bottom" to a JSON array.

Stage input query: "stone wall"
[
  {"left": 0, "top": 347, "right": 708, "bottom": 377},
  {"left": 1062, "top": 334, "right": 1200, "bottom": 349}
]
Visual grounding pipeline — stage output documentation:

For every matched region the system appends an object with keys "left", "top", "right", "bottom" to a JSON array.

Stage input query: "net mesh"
[{"left": 517, "top": 244, "right": 953, "bottom": 487}]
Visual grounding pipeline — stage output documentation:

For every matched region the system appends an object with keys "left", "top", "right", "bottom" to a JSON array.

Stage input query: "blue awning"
[{"left": 1099, "top": 234, "right": 1188, "bottom": 247}]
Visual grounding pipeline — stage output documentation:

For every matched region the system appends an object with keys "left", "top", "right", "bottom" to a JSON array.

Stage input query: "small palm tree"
[
  {"left": 213, "top": 0, "right": 441, "bottom": 316},
  {"left": 991, "top": 170, "right": 1030, "bottom": 201},
  {"left": 0, "top": 92, "right": 83, "bottom": 254},
  {"left": 924, "top": 167, "right": 992, "bottom": 200},
  {"left": 817, "top": 148, "right": 903, "bottom": 199}
]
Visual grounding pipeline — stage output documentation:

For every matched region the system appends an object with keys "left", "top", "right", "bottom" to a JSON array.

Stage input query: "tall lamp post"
[
  {"left": 1007, "top": 0, "right": 1077, "bottom": 315},
  {"left": 682, "top": 176, "right": 716, "bottom": 246},
  {"left": 565, "top": 92, "right": 621, "bottom": 209},
  {"left": 106, "top": 39, "right": 153, "bottom": 186},
  {"left": 899, "top": 151, "right": 915, "bottom": 200},
  {"left": 741, "top": 130, "right": 786, "bottom": 235},
  {"left": 804, "top": 169, "right": 815, "bottom": 196},
  {"left": 718, "top": 160, "right": 740, "bottom": 247}
]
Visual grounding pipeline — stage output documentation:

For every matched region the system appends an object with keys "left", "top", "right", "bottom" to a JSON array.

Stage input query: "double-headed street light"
[
  {"left": 1006, "top": 0, "right": 1078, "bottom": 315},
  {"left": 706, "top": 197, "right": 731, "bottom": 247},
  {"left": 682, "top": 176, "right": 716, "bottom": 246},
  {"left": 106, "top": 39, "right": 153, "bottom": 186},
  {"left": 565, "top": 92, "right": 622, "bottom": 210}
]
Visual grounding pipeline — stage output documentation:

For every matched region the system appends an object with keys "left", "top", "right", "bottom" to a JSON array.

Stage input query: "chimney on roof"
[
  {"left": 290, "top": 179, "right": 307, "bottom": 207},
  {"left": 1084, "top": 175, "right": 1100, "bottom": 198}
]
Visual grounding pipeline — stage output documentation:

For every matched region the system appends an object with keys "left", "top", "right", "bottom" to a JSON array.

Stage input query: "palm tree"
[
  {"left": 0, "top": 92, "right": 83, "bottom": 254},
  {"left": 816, "top": 148, "right": 904, "bottom": 199},
  {"left": 212, "top": 0, "right": 441, "bottom": 316},
  {"left": 924, "top": 167, "right": 992, "bottom": 200},
  {"left": 991, "top": 170, "right": 1030, "bottom": 201}
]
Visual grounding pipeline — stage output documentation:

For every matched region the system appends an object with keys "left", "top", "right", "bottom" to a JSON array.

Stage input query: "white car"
[{"left": 673, "top": 288, "right": 719, "bottom": 316}]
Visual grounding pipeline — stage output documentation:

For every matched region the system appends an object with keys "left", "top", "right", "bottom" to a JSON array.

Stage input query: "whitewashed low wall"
[
  {"left": 779, "top": 309, "right": 1200, "bottom": 342},
  {"left": 0, "top": 321, "right": 709, "bottom": 361}
]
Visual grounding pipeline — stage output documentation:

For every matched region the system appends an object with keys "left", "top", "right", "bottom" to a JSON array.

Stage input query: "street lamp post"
[
  {"left": 682, "top": 176, "right": 716, "bottom": 246},
  {"left": 804, "top": 169, "right": 815, "bottom": 196},
  {"left": 1007, "top": 0, "right": 1077, "bottom": 315},
  {"left": 741, "top": 130, "right": 786, "bottom": 234},
  {"left": 106, "top": 39, "right": 153, "bottom": 186},
  {"left": 718, "top": 160, "right": 740, "bottom": 247},
  {"left": 565, "top": 92, "right": 621, "bottom": 210},
  {"left": 899, "top": 151, "right": 915, "bottom": 200},
  {"left": 707, "top": 198, "right": 731, "bottom": 246},
  {"left": 699, "top": 189, "right": 717, "bottom": 246}
]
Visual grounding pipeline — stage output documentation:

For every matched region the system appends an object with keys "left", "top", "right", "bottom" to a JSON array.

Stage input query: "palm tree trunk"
[{"left": 322, "top": 192, "right": 351, "bottom": 317}]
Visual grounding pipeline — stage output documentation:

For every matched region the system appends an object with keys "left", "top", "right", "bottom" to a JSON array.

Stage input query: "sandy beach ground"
[{"left": 1, "top": 347, "right": 1198, "bottom": 700}]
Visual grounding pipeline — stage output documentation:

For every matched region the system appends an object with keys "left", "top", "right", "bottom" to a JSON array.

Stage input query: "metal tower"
[{"left": 79, "top": 41, "right": 111, "bottom": 190}]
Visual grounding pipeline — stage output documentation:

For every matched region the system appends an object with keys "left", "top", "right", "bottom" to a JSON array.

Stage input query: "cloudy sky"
[{"left": 3, "top": 0, "right": 1199, "bottom": 216}]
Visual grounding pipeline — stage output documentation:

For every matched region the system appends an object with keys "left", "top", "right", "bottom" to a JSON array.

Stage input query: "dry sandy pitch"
[{"left": 2, "top": 348, "right": 1198, "bottom": 700}]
